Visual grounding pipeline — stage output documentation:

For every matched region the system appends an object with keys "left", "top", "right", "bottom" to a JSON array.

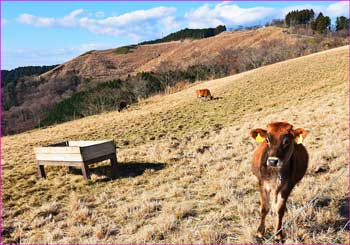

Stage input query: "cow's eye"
[
  {"left": 283, "top": 137, "right": 290, "bottom": 145},
  {"left": 266, "top": 134, "right": 272, "bottom": 143}
]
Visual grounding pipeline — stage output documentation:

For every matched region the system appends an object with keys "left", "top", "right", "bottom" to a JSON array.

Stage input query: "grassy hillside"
[
  {"left": 4, "top": 26, "right": 346, "bottom": 135},
  {"left": 2, "top": 46, "right": 348, "bottom": 243}
]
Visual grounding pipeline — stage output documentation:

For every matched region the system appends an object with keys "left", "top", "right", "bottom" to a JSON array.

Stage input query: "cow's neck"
[{"left": 264, "top": 164, "right": 289, "bottom": 187}]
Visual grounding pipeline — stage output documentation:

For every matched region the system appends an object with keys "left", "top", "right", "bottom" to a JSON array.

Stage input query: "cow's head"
[{"left": 250, "top": 122, "right": 307, "bottom": 168}]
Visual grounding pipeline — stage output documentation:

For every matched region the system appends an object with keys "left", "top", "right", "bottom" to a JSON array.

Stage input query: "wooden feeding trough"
[{"left": 34, "top": 140, "right": 117, "bottom": 180}]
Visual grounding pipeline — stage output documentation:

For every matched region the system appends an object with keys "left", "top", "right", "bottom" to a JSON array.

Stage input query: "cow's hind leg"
[{"left": 257, "top": 184, "right": 270, "bottom": 238}]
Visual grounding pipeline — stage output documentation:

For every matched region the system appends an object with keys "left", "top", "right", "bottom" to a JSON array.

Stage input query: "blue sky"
[{"left": 2, "top": 1, "right": 349, "bottom": 70}]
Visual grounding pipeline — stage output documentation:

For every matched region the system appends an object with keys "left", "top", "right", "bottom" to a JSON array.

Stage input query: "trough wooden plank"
[
  {"left": 84, "top": 153, "right": 115, "bottom": 165},
  {"left": 68, "top": 140, "right": 109, "bottom": 147},
  {"left": 34, "top": 146, "right": 81, "bottom": 154},
  {"left": 37, "top": 161, "right": 82, "bottom": 166},
  {"left": 48, "top": 141, "right": 68, "bottom": 147},
  {"left": 80, "top": 140, "right": 115, "bottom": 161},
  {"left": 35, "top": 153, "right": 83, "bottom": 162}
]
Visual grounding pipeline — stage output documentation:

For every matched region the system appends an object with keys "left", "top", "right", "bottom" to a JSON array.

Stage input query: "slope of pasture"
[{"left": 2, "top": 46, "right": 348, "bottom": 243}]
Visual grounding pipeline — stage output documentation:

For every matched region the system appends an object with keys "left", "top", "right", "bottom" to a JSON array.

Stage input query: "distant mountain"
[
  {"left": 2, "top": 65, "right": 59, "bottom": 111},
  {"left": 2, "top": 65, "right": 58, "bottom": 85},
  {"left": 139, "top": 25, "right": 226, "bottom": 45}
]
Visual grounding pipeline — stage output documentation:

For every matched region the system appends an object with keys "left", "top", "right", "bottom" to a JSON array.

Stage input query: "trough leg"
[
  {"left": 81, "top": 162, "right": 91, "bottom": 180},
  {"left": 67, "top": 166, "right": 74, "bottom": 173},
  {"left": 110, "top": 154, "right": 118, "bottom": 177},
  {"left": 37, "top": 163, "right": 46, "bottom": 178}
]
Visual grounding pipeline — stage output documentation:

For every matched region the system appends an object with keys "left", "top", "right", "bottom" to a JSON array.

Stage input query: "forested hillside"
[
  {"left": 2, "top": 65, "right": 58, "bottom": 85},
  {"left": 2, "top": 65, "right": 58, "bottom": 111},
  {"left": 139, "top": 25, "right": 226, "bottom": 45}
]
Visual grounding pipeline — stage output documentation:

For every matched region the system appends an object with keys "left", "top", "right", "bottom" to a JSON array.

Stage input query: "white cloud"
[
  {"left": 17, "top": 9, "right": 83, "bottom": 28},
  {"left": 13, "top": 1, "right": 349, "bottom": 44},
  {"left": 157, "top": 16, "right": 181, "bottom": 36},
  {"left": 326, "top": 1, "right": 349, "bottom": 17},
  {"left": 75, "top": 43, "right": 110, "bottom": 53},
  {"left": 185, "top": 2, "right": 277, "bottom": 28},
  {"left": 77, "top": 6, "right": 178, "bottom": 39},
  {"left": 281, "top": 4, "right": 324, "bottom": 17},
  {"left": 281, "top": 1, "right": 349, "bottom": 19},
  {"left": 17, "top": 7, "right": 178, "bottom": 40},
  {"left": 17, "top": 13, "right": 55, "bottom": 27},
  {"left": 99, "top": 7, "right": 176, "bottom": 26},
  {"left": 58, "top": 9, "right": 84, "bottom": 27},
  {"left": 184, "top": 1, "right": 348, "bottom": 28}
]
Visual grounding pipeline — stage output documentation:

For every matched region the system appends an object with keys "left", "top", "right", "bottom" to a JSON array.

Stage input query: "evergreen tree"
[
  {"left": 311, "top": 12, "right": 331, "bottom": 33},
  {"left": 285, "top": 9, "right": 315, "bottom": 27},
  {"left": 336, "top": 16, "right": 349, "bottom": 31}
]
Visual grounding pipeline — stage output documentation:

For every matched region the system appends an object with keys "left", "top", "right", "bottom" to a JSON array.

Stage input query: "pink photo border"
[{"left": 0, "top": 0, "right": 349, "bottom": 244}]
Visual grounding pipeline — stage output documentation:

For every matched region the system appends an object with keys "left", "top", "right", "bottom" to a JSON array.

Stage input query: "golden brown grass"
[
  {"left": 43, "top": 27, "right": 297, "bottom": 84},
  {"left": 2, "top": 46, "right": 349, "bottom": 244}
]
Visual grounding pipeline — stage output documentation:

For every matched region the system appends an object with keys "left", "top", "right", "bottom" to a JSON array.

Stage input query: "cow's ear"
[
  {"left": 250, "top": 128, "right": 267, "bottom": 143},
  {"left": 293, "top": 128, "right": 308, "bottom": 144}
]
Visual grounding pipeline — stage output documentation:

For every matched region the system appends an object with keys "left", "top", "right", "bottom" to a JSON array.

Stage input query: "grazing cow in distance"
[
  {"left": 250, "top": 122, "right": 309, "bottom": 240},
  {"left": 196, "top": 89, "right": 213, "bottom": 100},
  {"left": 118, "top": 101, "right": 127, "bottom": 112}
]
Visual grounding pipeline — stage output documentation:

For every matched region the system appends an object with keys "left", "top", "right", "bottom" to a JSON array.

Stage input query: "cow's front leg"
[
  {"left": 275, "top": 187, "right": 291, "bottom": 240},
  {"left": 257, "top": 184, "right": 270, "bottom": 238}
]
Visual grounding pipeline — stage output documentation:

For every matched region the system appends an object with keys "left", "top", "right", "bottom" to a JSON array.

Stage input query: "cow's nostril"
[{"left": 267, "top": 158, "right": 279, "bottom": 166}]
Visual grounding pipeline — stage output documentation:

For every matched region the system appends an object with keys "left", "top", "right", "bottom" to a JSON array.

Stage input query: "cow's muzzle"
[{"left": 266, "top": 157, "right": 283, "bottom": 167}]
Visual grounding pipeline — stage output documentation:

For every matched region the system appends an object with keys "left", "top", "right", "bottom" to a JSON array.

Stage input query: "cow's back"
[{"left": 196, "top": 89, "right": 211, "bottom": 97}]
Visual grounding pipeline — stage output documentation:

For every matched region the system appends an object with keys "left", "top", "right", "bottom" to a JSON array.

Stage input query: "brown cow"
[
  {"left": 196, "top": 89, "right": 213, "bottom": 100},
  {"left": 118, "top": 101, "right": 127, "bottom": 112},
  {"left": 250, "top": 122, "right": 308, "bottom": 240}
]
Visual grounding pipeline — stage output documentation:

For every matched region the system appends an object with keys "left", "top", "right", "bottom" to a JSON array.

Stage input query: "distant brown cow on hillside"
[
  {"left": 250, "top": 122, "right": 309, "bottom": 240},
  {"left": 118, "top": 101, "right": 128, "bottom": 112},
  {"left": 196, "top": 89, "right": 213, "bottom": 100}
]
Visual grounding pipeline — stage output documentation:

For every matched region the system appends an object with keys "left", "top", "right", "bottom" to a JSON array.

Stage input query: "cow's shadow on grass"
[
  {"left": 337, "top": 197, "right": 349, "bottom": 219},
  {"left": 69, "top": 161, "right": 166, "bottom": 181},
  {"left": 212, "top": 96, "right": 224, "bottom": 100},
  {"left": 253, "top": 198, "right": 350, "bottom": 244},
  {"left": 303, "top": 197, "right": 349, "bottom": 236}
]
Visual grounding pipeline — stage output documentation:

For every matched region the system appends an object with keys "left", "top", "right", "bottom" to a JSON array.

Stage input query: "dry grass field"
[{"left": 2, "top": 46, "right": 349, "bottom": 244}]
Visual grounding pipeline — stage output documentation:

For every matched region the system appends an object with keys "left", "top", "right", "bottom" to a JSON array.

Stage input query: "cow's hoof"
[
  {"left": 275, "top": 232, "right": 284, "bottom": 241},
  {"left": 256, "top": 226, "right": 265, "bottom": 238}
]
